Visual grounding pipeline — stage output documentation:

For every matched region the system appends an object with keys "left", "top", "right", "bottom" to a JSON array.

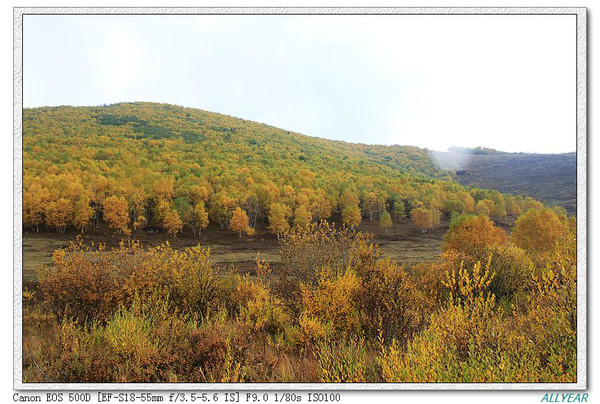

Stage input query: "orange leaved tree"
[
  {"left": 443, "top": 214, "right": 507, "bottom": 257},
  {"left": 102, "top": 195, "right": 130, "bottom": 235},
  {"left": 230, "top": 207, "right": 251, "bottom": 238}
]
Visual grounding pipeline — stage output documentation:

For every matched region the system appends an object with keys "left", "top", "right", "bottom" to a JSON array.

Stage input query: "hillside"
[
  {"left": 23, "top": 102, "right": 552, "bottom": 237},
  {"left": 430, "top": 150, "right": 576, "bottom": 214}
]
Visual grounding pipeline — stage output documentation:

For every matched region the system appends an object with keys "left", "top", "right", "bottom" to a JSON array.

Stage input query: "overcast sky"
[{"left": 23, "top": 14, "right": 576, "bottom": 153}]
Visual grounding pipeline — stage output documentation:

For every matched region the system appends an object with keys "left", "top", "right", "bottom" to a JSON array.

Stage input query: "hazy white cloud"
[
  {"left": 23, "top": 14, "right": 576, "bottom": 153},
  {"left": 86, "top": 25, "right": 144, "bottom": 102}
]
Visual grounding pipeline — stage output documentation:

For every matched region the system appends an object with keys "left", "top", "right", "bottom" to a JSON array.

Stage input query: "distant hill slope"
[
  {"left": 22, "top": 102, "right": 563, "bottom": 235},
  {"left": 430, "top": 150, "right": 577, "bottom": 214},
  {"left": 24, "top": 102, "right": 448, "bottom": 181}
]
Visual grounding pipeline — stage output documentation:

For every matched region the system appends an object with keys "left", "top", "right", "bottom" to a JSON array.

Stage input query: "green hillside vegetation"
[{"left": 24, "top": 102, "right": 550, "bottom": 237}]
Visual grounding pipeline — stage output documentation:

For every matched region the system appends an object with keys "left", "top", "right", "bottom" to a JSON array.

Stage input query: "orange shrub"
[
  {"left": 38, "top": 240, "right": 221, "bottom": 323},
  {"left": 349, "top": 241, "right": 431, "bottom": 343}
]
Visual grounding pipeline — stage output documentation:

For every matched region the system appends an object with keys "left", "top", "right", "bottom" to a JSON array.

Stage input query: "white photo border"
[{"left": 13, "top": 6, "right": 587, "bottom": 391}]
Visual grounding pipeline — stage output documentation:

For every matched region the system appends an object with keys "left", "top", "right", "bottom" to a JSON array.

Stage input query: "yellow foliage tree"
[
  {"left": 190, "top": 201, "right": 209, "bottom": 236},
  {"left": 163, "top": 208, "right": 183, "bottom": 237},
  {"left": 45, "top": 197, "right": 73, "bottom": 233},
  {"left": 410, "top": 206, "right": 434, "bottom": 233},
  {"left": 103, "top": 195, "right": 130, "bottom": 235},
  {"left": 512, "top": 208, "right": 566, "bottom": 255},
  {"left": 443, "top": 214, "right": 507, "bottom": 257},
  {"left": 293, "top": 204, "right": 312, "bottom": 229},
  {"left": 268, "top": 202, "right": 291, "bottom": 236},
  {"left": 230, "top": 207, "right": 250, "bottom": 238},
  {"left": 380, "top": 210, "right": 392, "bottom": 234},
  {"left": 72, "top": 196, "right": 94, "bottom": 233},
  {"left": 24, "top": 182, "right": 50, "bottom": 231},
  {"left": 341, "top": 204, "right": 362, "bottom": 228},
  {"left": 152, "top": 177, "right": 175, "bottom": 202},
  {"left": 475, "top": 199, "right": 494, "bottom": 216}
]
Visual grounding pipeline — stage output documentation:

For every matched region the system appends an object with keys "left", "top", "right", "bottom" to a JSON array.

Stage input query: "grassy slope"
[{"left": 431, "top": 150, "right": 576, "bottom": 214}]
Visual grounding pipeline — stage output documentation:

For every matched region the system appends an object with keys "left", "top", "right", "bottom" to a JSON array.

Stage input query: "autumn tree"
[
  {"left": 459, "top": 191, "right": 476, "bottom": 214},
  {"left": 230, "top": 207, "right": 251, "bottom": 238},
  {"left": 293, "top": 205, "right": 312, "bottom": 229},
  {"left": 268, "top": 202, "right": 291, "bottom": 236},
  {"left": 339, "top": 188, "right": 360, "bottom": 211},
  {"left": 45, "top": 197, "right": 73, "bottom": 233},
  {"left": 523, "top": 196, "right": 543, "bottom": 213},
  {"left": 392, "top": 198, "right": 407, "bottom": 221},
  {"left": 209, "top": 192, "right": 235, "bottom": 229},
  {"left": 174, "top": 197, "right": 192, "bottom": 230},
  {"left": 442, "top": 214, "right": 508, "bottom": 257},
  {"left": 341, "top": 205, "right": 362, "bottom": 228},
  {"left": 23, "top": 182, "right": 49, "bottom": 231},
  {"left": 443, "top": 198, "right": 465, "bottom": 218},
  {"left": 380, "top": 210, "right": 392, "bottom": 234},
  {"left": 190, "top": 201, "right": 209, "bottom": 236},
  {"left": 132, "top": 214, "right": 147, "bottom": 234},
  {"left": 363, "top": 192, "right": 385, "bottom": 221},
  {"left": 152, "top": 177, "right": 175, "bottom": 202},
  {"left": 155, "top": 200, "right": 171, "bottom": 224},
  {"left": 505, "top": 195, "right": 523, "bottom": 216},
  {"left": 188, "top": 184, "right": 211, "bottom": 205},
  {"left": 475, "top": 199, "right": 494, "bottom": 217},
  {"left": 511, "top": 208, "right": 566, "bottom": 255},
  {"left": 489, "top": 190, "right": 507, "bottom": 219},
  {"left": 103, "top": 196, "right": 130, "bottom": 235},
  {"left": 163, "top": 208, "right": 183, "bottom": 237},
  {"left": 410, "top": 206, "right": 434, "bottom": 233},
  {"left": 72, "top": 196, "right": 94, "bottom": 233},
  {"left": 129, "top": 190, "right": 148, "bottom": 227}
]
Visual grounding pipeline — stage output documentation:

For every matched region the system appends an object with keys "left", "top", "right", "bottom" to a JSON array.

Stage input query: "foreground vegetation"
[{"left": 23, "top": 209, "right": 576, "bottom": 383}]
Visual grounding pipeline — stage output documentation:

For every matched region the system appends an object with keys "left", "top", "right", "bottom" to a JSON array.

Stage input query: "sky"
[{"left": 23, "top": 14, "right": 576, "bottom": 153}]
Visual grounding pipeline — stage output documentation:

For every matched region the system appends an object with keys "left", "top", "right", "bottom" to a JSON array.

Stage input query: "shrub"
[
  {"left": 167, "top": 246, "right": 220, "bottom": 317},
  {"left": 349, "top": 241, "right": 431, "bottom": 343},
  {"left": 482, "top": 244, "right": 533, "bottom": 304},
  {"left": 316, "top": 338, "right": 366, "bottom": 383},
  {"left": 279, "top": 220, "right": 368, "bottom": 284},
  {"left": 38, "top": 241, "right": 125, "bottom": 323},
  {"left": 300, "top": 267, "right": 361, "bottom": 339},
  {"left": 378, "top": 246, "right": 577, "bottom": 383},
  {"left": 38, "top": 240, "right": 222, "bottom": 323},
  {"left": 238, "top": 278, "right": 290, "bottom": 337}
]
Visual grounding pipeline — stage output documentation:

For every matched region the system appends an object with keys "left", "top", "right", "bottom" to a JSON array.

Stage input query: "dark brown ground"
[{"left": 23, "top": 216, "right": 514, "bottom": 288}]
